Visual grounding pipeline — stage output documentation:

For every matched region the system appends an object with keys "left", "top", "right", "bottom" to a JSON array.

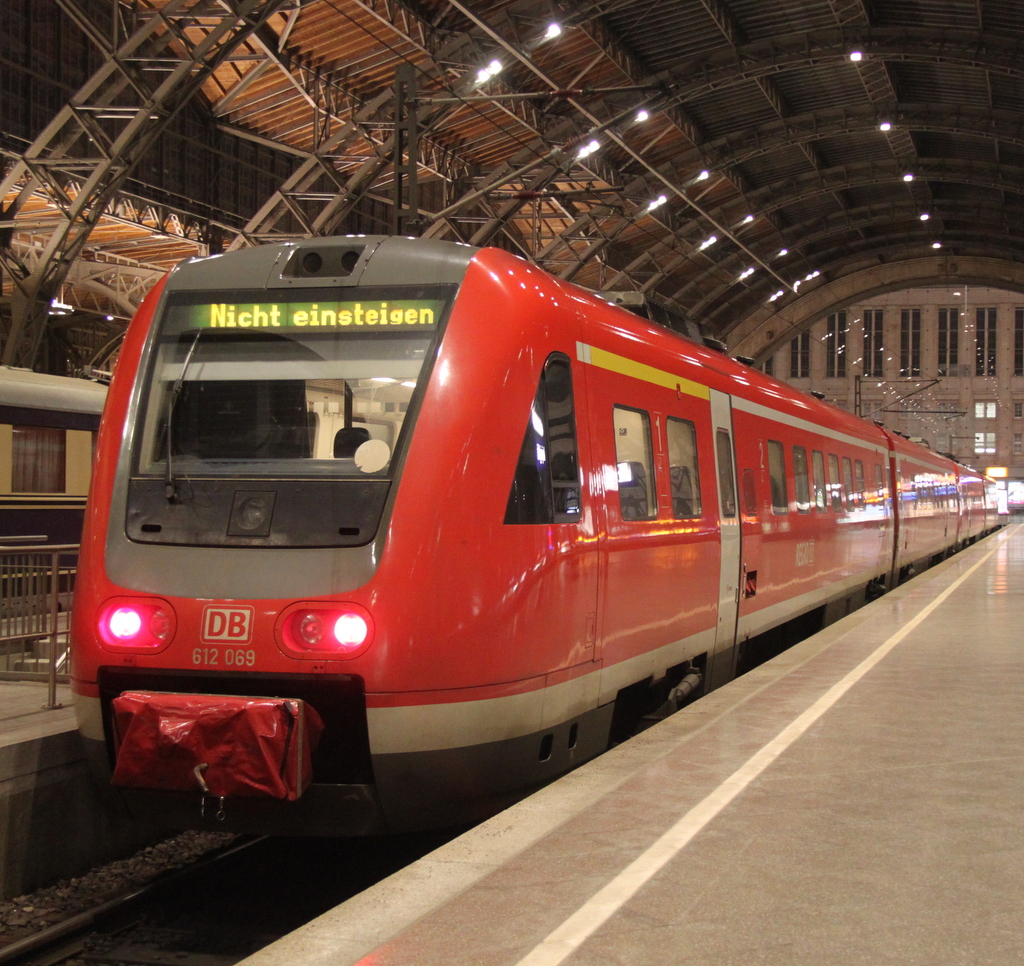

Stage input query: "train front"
[{"left": 71, "top": 236, "right": 474, "bottom": 834}]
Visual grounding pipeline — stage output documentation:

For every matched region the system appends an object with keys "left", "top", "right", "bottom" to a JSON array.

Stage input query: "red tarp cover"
[{"left": 110, "top": 691, "right": 324, "bottom": 800}]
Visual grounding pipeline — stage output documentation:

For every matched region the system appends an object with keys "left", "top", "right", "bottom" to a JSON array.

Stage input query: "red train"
[{"left": 70, "top": 236, "right": 1000, "bottom": 834}]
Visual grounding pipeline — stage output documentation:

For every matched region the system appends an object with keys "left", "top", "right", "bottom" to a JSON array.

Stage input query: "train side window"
[
  {"left": 614, "top": 406, "right": 656, "bottom": 521},
  {"left": 875, "top": 463, "right": 885, "bottom": 504},
  {"left": 854, "top": 460, "right": 865, "bottom": 508},
  {"left": 715, "top": 429, "right": 737, "bottom": 518},
  {"left": 544, "top": 359, "right": 581, "bottom": 521},
  {"left": 504, "top": 354, "right": 581, "bottom": 525},
  {"left": 812, "top": 450, "right": 826, "bottom": 510},
  {"left": 12, "top": 426, "right": 66, "bottom": 493},
  {"left": 842, "top": 456, "right": 855, "bottom": 510},
  {"left": 742, "top": 468, "right": 758, "bottom": 517},
  {"left": 767, "top": 439, "right": 788, "bottom": 513},
  {"left": 666, "top": 417, "right": 701, "bottom": 518},
  {"left": 828, "top": 453, "right": 843, "bottom": 511},
  {"left": 793, "top": 446, "right": 811, "bottom": 513}
]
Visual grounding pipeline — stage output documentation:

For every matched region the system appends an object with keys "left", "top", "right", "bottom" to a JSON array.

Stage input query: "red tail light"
[
  {"left": 279, "top": 602, "right": 373, "bottom": 659},
  {"left": 98, "top": 598, "right": 175, "bottom": 650}
]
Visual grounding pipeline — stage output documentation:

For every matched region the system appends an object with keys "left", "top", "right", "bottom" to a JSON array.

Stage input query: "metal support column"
[
  {"left": 0, "top": 0, "right": 291, "bottom": 369},
  {"left": 392, "top": 64, "right": 420, "bottom": 236}
]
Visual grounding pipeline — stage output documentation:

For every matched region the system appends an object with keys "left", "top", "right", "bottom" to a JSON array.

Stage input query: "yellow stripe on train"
[{"left": 577, "top": 342, "right": 710, "bottom": 401}]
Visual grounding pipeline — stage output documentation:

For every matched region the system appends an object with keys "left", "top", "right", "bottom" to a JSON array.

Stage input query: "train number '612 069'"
[{"left": 192, "top": 647, "right": 256, "bottom": 667}]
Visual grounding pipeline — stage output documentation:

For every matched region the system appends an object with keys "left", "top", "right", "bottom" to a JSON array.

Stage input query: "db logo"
[{"left": 201, "top": 605, "right": 254, "bottom": 644}]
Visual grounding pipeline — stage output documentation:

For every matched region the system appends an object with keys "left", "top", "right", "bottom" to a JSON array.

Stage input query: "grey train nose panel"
[{"left": 105, "top": 236, "right": 476, "bottom": 601}]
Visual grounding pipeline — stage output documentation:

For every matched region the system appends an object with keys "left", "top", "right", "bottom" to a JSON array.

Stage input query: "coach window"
[
  {"left": 854, "top": 460, "right": 865, "bottom": 508},
  {"left": 767, "top": 439, "right": 788, "bottom": 513},
  {"left": 12, "top": 426, "right": 66, "bottom": 493},
  {"left": 666, "top": 417, "right": 701, "bottom": 518},
  {"left": 715, "top": 429, "right": 737, "bottom": 518},
  {"left": 812, "top": 450, "right": 826, "bottom": 510},
  {"left": 741, "top": 468, "right": 758, "bottom": 519},
  {"left": 504, "top": 354, "right": 581, "bottom": 525},
  {"left": 842, "top": 457, "right": 855, "bottom": 510},
  {"left": 874, "top": 464, "right": 886, "bottom": 505},
  {"left": 828, "top": 454, "right": 843, "bottom": 511},
  {"left": 793, "top": 446, "right": 811, "bottom": 513},
  {"left": 614, "top": 406, "right": 656, "bottom": 521}
]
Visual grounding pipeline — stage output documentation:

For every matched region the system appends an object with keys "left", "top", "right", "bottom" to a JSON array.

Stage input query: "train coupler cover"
[{"left": 109, "top": 691, "right": 324, "bottom": 801}]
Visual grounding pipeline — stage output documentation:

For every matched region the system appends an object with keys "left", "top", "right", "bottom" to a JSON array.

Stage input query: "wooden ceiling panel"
[{"left": 4, "top": 0, "right": 1024, "bottom": 368}]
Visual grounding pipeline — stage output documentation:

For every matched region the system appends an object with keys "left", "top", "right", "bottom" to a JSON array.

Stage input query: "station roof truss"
[{"left": 4, "top": 0, "right": 1024, "bottom": 370}]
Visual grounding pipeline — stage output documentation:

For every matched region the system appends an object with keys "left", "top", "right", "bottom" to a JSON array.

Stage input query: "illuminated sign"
[
  {"left": 985, "top": 466, "right": 1008, "bottom": 478},
  {"left": 187, "top": 299, "right": 443, "bottom": 330}
]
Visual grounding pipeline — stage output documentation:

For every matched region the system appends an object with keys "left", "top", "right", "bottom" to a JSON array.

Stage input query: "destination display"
[{"left": 184, "top": 299, "right": 444, "bottom": 330}]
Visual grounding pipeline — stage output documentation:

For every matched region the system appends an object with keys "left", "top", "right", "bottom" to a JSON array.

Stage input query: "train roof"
[
  {"left": 548, "top": 264, "right": 888, "bottom": 447},
  {"left": 154, "top": 239, "right": 963, "bottom": 476},
  {"left": 0, "top": 366, "right": 107, "bottom": 415}
]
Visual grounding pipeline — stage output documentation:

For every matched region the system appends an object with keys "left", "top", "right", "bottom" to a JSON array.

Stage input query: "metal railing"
[{"left": 0, "top": 541, "right": 79, "bottom": 709}]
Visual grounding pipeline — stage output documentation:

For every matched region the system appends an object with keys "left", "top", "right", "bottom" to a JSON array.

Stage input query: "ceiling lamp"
[
  {"left": 879, "top": 121, "right": 892, "bottom": 131},
  {"left": 543, "top": 23, "right": 562, "bottom": 40},
  {"left": 849, "top": 51, "right": 863, "bottom": 62},
  {"left": 635, "top": 109, "right": 649, "bottom": 123},
  {"left": 475, "top": 59, "right": 503, "bottom": 84}
]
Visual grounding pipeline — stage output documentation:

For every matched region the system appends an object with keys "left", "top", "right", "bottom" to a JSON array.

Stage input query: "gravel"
[{"left": 0, "top": 830, "right": 237, "bottom": 948}]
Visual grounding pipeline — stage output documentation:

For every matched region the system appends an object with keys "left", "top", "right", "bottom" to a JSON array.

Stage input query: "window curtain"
[{"left": 12, "top": 426, "right": 66, "bottom": 492}]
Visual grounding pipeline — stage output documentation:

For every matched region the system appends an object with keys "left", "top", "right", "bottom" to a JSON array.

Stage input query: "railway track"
[
  {"left": 1, "top": 828, "right": 466, "bottom": 966},
  {"left": 0, "top": 835, "right": 262, "bottom": 966}
]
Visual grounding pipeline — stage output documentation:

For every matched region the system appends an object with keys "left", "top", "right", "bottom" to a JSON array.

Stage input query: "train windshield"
[{"left": 134, "top": 286, "right": 451, "bottom": 480}]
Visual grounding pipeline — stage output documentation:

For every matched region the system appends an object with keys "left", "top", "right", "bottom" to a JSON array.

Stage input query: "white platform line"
[{"left": 514, "top": 531, "right": 1012, "bottom": 966}]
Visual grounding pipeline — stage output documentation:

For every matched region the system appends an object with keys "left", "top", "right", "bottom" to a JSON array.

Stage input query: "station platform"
[
  {"left": 241, "top": 522, "right": 1023, "bottom": 966},
  {"left": 0, "top": 679, "right": 74, "bottom": 747},
  {"left": 0, "top": 679, "right": 157, "bottom": 898}
]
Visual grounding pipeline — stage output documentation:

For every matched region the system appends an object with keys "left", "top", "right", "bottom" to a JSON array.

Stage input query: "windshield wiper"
[{"left": 164, "top": 329, "right": 204, "bottom": 503}]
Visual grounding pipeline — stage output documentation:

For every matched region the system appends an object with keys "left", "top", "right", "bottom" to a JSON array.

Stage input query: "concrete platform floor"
[
  {"left": 240, "top": 523, "right": 1024, "bottom": 966},
  {"left": 0, "top": 680, "right": 159, "bottom": 899},
  {"left": 0, "top": 680, "right": 74, "bottom": 749}
]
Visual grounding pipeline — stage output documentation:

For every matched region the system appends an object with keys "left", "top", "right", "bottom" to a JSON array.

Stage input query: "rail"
[{"left": 0, "top": 542, "right": 79, "bottom": 709}]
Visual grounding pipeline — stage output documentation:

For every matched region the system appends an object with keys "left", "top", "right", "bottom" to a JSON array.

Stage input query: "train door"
[
  {"left": 888, "top": 452, "right": 905, "bottom": 586},
  {"left": 708, "top": 389, "right": 741, "bottom": 689}
]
